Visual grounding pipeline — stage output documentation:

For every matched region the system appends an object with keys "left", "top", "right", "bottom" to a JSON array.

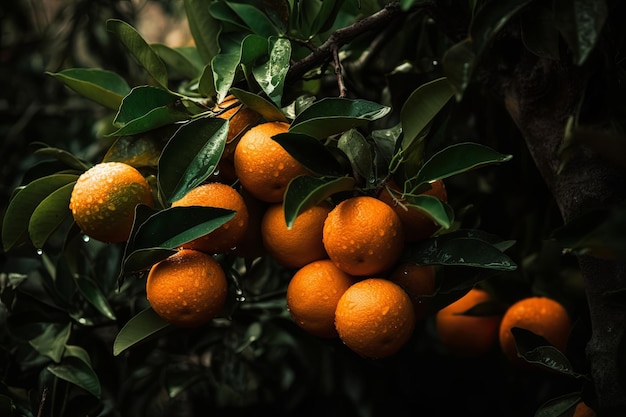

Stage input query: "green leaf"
[
  {"left": 122, "top": 206, "right": 235, "bottom": 273},
  {"left": 198, "top": 63, "right": 217, "bottom": 97},
  {"left": 47, "top": 356, "right": 101, "bottom": 398},
  {"left": 511, "top": 327, "right": 583, "bottom": 377},
  {"left": 28, "top": 182, "right": 75, "bottom": 249},
  {"left": 102, "top": 135, "right": 163, "bottom": 168},
  {"left": 74, "top": 276, "right": 116, "bottom": 320},
  {"left": 29, "top": 323, "right": 71, "bottom": 363},
  {"left": 2, "top": 174, "right": 79, "bottom": 251},
  {"left": 226, "top": 2, "right": 280, "bottom": 37},
  {"left": 338, "top": 129, "right": 373, "bottom": 182},
  {"left": 271, "top": 132, "right": 345, "bottom": 176},
  {"left": 252, "top": 37, "right": 291, "bottom": 107},
  {"left": 158, "top": 117, "right": 228, "bottom": 203},
  {"left": 521, "top": 3, "right": 560, "bottom": 60},
  {"left": 111, "top": 86, "right": 189, "bottom": 136},
  {"left": 400, "top": 77, "right": 455, "bottom": 151},
  {"left": 230, "top": 87, "right": 288, "bottom": 122},
  {"left": 106, "top": 19, "right": 169, "bottom": 88},
  {"left": 151, "top": 44, "right": 204, "bottom": 80},
  {"left": 441, "top": 39, "right": 477, "bottom": 100},
  {"left": 409, "top": 142, "right": 513, "bottom": 191},
  {"left": 283, "top": 175, "right": 356, "bottom": 228},
  {"left": 184, "top": 0, "right": 221, "bottom": 64},
  {"left": 554, "top": 0, "right": 607, "bottom": 66},
  {"left": 31, "top": 143, "right": 91, "bottom": 171},
  {"left": 46, "top": 68, "right": 131, "bottom": 110},
  {"left": 405, "top": 194, "right": 453, "bottom": 230},
  {"left": 310, "top": 0, "right": 346, "bottom": 35},
  {"left": 535, "top": 392, "right": 583, "bottom": 417},
  {"left": 289, "top": 98, "right": 391, "bottom": 139},
  {"left": 406, "top": 236, "right": 517, "bottom": 271},
  {"left": 212, "top": 34, "right": 268, "bottom": 103},
  {"left": 113, "top": 307, "right": 172, "bottom": 356}
]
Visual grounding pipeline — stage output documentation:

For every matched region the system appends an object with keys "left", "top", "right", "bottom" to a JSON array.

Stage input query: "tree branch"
[{"left": 286, "top": 2, "right": 405, "bottom": 83}]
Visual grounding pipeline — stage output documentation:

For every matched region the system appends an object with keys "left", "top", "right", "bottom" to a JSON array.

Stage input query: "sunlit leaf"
[
  {"left": 28, "top": 182, "right": 75, "bottom": 249},
  {"left": 46, "top": 68, "right": 131, "bottom": 110},
  {"left": 289, "top": 98, "right": 390, "bottom": 139},
  {"left": 400, "top": 77, "right": 455, "bottom": 151},
  {"left": 184, "top": 0, "right": 221, "bottom": 64},
  {"left": 252, "top": 37, "right": 291, "bottom": 107},
  {"left": 29, "top": 322, "right": 71, "bottom": 363},
  {"left": 102, "top": 135, "right": 164, "bottom": 167},
  {"left": 283, "top": 175, "right": 356, "bottom": 228},
  {"left": 113, "top": 307, "right": 172, "bottom": 356},
  {"left": 272, "top": 132, "right": 344, "bottom": 176},
  {"left": 229, "top": 87, "right": 288, "bottom": 122},
  {"left": 106, "top": 19, "right": 168, "bottom": 88},
  {"left": 2, "top": 174, "right": 79, "bottom": 252},
  {"left": 158, "top": 117, "right": 228, "bottom": 203}
]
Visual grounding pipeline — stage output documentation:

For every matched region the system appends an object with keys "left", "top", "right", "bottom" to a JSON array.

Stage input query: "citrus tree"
[{"left": 1, "top": 0, "right": 625, "bottom": 416}]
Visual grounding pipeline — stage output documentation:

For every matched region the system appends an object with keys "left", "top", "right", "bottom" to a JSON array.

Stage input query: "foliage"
[{"left": 1, "top": 0, "right": 623, "bottom": 416}]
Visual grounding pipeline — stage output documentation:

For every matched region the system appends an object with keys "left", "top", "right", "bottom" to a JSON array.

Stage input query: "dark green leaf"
[
  {"left": 113, "top": 307, "right": 172, "bottom": 356},
  {"left": 122, "top": 248, "right": 177, "bottom": 275},
  {"left": 151, "top": 44, "right": 204, "bottom": 80},
  {"left": 74, "top": 276, "right": 116, "bottom": 320},
  {"left": 29, "top": 322, "right": 71, "bottom": 363},
  {"left": 28, "top": 182, "right": 75, "bottom": 249},
  {"left": 289, "top": 98, "right": 391, "bottom": 139},
  {"left": 47, "top": 356, "right": 101, "bottom": 398},
  {"left": 338, "top": 129, "right": 373, "bottom": 182},
  {"left": 0, "top": 395, "right": 13, "bottom": 417},
  {"left": 252, "top": 37, "right": 291, "bottom": 107},
  {"left": 198, "top": 63, "right": 217, "bottom": 97},
  {"left": 2, "top": 174, "right": 79, "bottom": 252},
  {"left": 31, "top": 142, "right": 91, "bottom": 171},
  {"left": 212, "top": 34, "right": 268, "bottom": 102},
  {"left": 283, "top": 175, "right": 356, "bottom": 228},
  {"left": 521, "top": 4, "right": 560, "bottom": 60},
  {"left": 272, "top": 132, "right": 345, "bottom": 176},
  {"left": 442, "top": 39, "right": 476, "bottom": 100},
  {"left": 209, "top": 2, "right": 250, "bottom": 30},
  {"left": 112, "top": 86, "right": 188, "bottom": 130},
  {"left": 46, "top": 68, "right": 131, "bottom": 110},
  {"left": 535, "top": 392, "right": 582, "bottom": 417},
  {"left": 158, "top": 117, "right": 228, "bottom": 203},
  {"left": 409, "top": 142, "right": 513, "bottom": 191},
  {"left": 310, "top": 0, "right": 346, "bottom": 35},
  {"left": 511, "top": 327, "right": 583, "bottom": 377},
  {"left": 230, "top": 87, "right": 288, "bottom": 122},
  {"left": 184, "top": 0, "right": 221, "bottom": 64},
  {"left": 407, "top": 236, "right": 517, "bottom": 271},
  {"left": 405, "top": 194, "right": 453, "bottom": 229},
  {"left": 106, "top": 19, "right": 169, "bottom": 88},
  {"left": 400, "top": 77, "right": 454, "bottom": 151},
  {"left": 226, "top": 2, "right": 280, "bottom": 37},
  {"left": 554, "top": 0, "right": 607, "bottom": 66}
]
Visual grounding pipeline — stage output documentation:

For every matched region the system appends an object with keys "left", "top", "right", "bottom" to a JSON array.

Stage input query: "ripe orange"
[
  {"left": 69, "top": 162, "right": 154, "bottom": 243},
  {"left": 171, "top": 182, "right": 249, "bottom": 254},
  {"left": 435, "top": 288, "right": 502, "bottom": 357},
  {"left": 261, "top": 202, "right": 332, "bottom": 269},
  {"left": 499, "top": 296, "right": 571, "bottom": 366},
  {"left": 335, "top": 278, "right": 415, "bottom": 358},
  {"left": 146, "top": 249, "right": 228, "bottom": 327},
  {"left": 378, "top": 179, "right": 447, "bottom": 242},
  {"left": 230, "top": 188, "right": 268, "bottom": 259},
  {"left": 389, "top": 263, "right": 436, "bottom": 320},
  {"left": 322, "top": 195, "right": 404, "bottom": 276},
  {"left": 233, "top": 121, "right": 310, "bottom": 203},
  {"left": 573, "top": 402, "right": 596, "bottom": 417},
  {"left": 286, "top": 259, "right": 355, "bottom": 338}
]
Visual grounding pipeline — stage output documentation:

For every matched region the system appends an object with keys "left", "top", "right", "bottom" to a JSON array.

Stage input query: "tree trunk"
[{"left": 491, "top": 35, "right": 626, "bottom": 415}]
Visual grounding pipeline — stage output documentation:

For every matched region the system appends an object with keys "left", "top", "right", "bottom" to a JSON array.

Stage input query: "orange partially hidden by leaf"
[
  {"left": 286, "top": 259, "right": 355, "bottom": 338},
  {"left": 171, "top": 182, "right": 249, "bottom": 254},
  {"left": 435, "top": 288, "right": 502, "bottom": 357},
  {"left": 335, "top": 278, "right": 415, "bottom": 358},
  {"left": 146, "top": 249, "right": 228, "bottom": 328},
  {"left": 389, "top": 263, "right": 436, "bottom": 320},
  {"left": 69, "top": 162, "right": 154, "bottom": 243}
]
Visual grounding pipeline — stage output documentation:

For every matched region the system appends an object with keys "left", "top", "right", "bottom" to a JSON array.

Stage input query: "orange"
[
  {"left": 378, "top": 179, "right": 447, "bottom": 242},
  {"left": 334, "top": 278, "right": 416, "bottom": 358},
  {"left": 322, "top": 195, "right": 404, "bottom": 276},
  {"left": 69, "top": 162, "right": 154, "bottom": 243},
  {"left": 171, "top": 182, "right": 249, "bottom": 254},
  {"left": 146, "top": 249, "right": 228, "bottom": 327},
  {"left": 435, "top": 288, "right": 502, "bottom": 357},
  {"left": 233, "top": 121, "right": 311, "bottom": 203},
  {"left": 286, "top": 259, "right": 355, "bottom": 338},
  {"left": 261, "top": 202, "right": 332, "bottom": 269},
  {"left": 573, "top": 402, "right": 596, "bottom": 417},
  {"left": 389, "top": 263, "right": 436, "bottom": 320},
  {"left": 498, "top": 296, "right": 571, "bottom": 367},
  {"left": 231, "top": 188, "right": 268, "bottom": 259}
]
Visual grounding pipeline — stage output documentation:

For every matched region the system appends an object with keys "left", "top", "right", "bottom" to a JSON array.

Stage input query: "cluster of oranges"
[{"left": 68, "top": 98, "right": 574, "bottom": 364}]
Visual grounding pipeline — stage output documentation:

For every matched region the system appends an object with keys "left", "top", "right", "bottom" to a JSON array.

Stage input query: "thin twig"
[
  {"left": 332, "top": 44, "right": 347, "bottom": 97},
  {"left": 36, "top": 386, "right": 48, "bottom": 417}
]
